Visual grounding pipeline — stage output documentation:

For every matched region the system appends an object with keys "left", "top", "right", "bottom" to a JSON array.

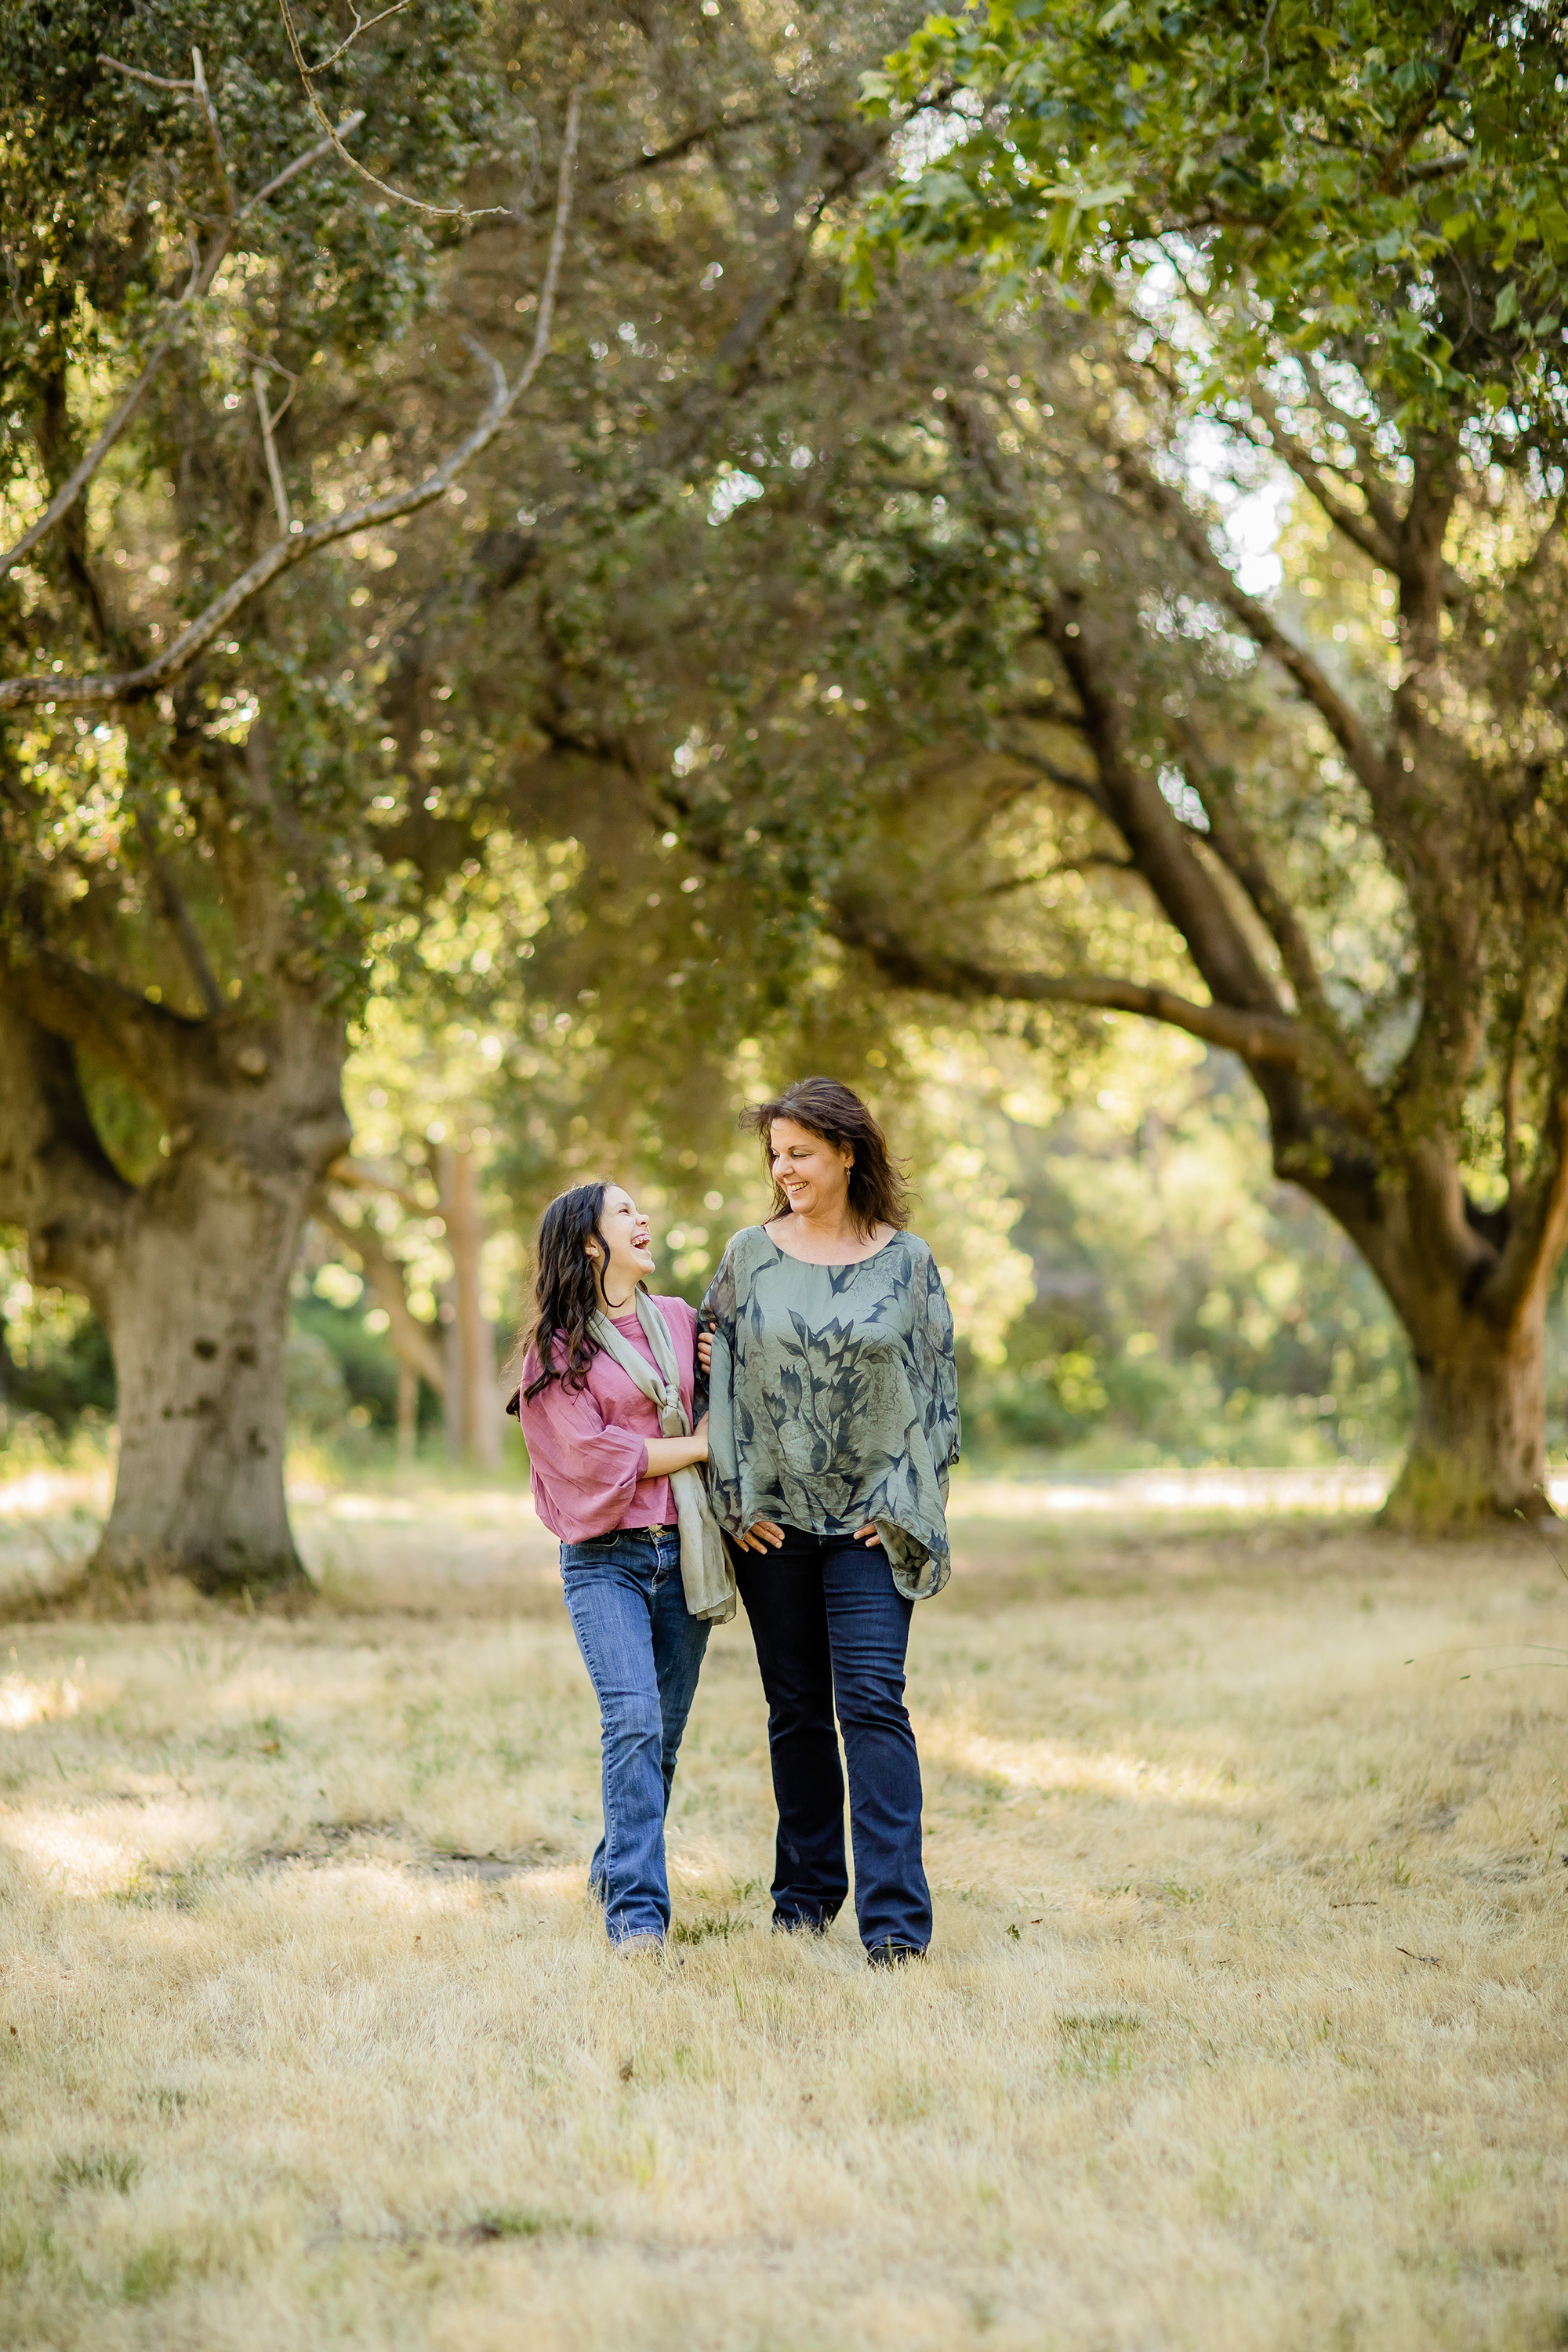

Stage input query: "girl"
[
  {"left": 510, "top": 1181, "right": 730, "bottom": 1952},
  {"left": 699, "top": 1077, "right": 959, "bottom": 1965}
]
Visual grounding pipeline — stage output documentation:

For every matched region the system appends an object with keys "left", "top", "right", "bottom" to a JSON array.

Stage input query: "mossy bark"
[
  {"left": 90, "top": 1146, "right": 315, "bottom": 1596},
  {"left": 1381, "top": 1295, "right": 1552, "bottom": 1534}
]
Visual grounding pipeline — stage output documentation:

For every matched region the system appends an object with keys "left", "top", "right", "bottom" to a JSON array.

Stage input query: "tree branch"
[
  {"left": 0, "top": 107, "right": 365, "bottom": 583},
  {"left": 0, "top": 89, "right": 580, "bottom": 713},
  {"left": 1233, "top": 383, "right": 1401, "bottom": 572},
  {"left": 831, "top": 903, "right": 1308, "bottom": 1066},
  {"left": 997, "top": 745, "right": 1112, "bottom": 819},
  {"left": 1109, "top": 443, "right": 1388, "bottom": 796},
  {"left": 980, "top": 853, "right": 1135, "bottom": 894},
  {"left": 326, "top": 1157, "right": 427, "bottom": 1214},
  {"left": 252, "top": 368, "right": 292, "bottom": 533},
  {"left": 276, "top": 0, "right": 511, "bottom": 222},
  {"left": 1477, "top": 984, "right": 1568, "bottom": 1328},
  {"left": 601, "top": 111, "right": 768, "bottom": 182},
  {"left": 1174, "top": 721, "right": 1332, "bottom": 1021},
  {"left": 307, "top": 1, "right": 412, "bottom": 74},
  {"left": 316, "top": 1200, "right": 446, "bottom": 1393},
  {"left": 98, "top": 56, "right": 197, "bottom": 93},
  {"left": 1373, "top": 9, "right": 1474, "bottom": 193},
  {"left": 1040, "top": 596, "right": 1288, "bottom": 1021},
  {"left": 190, "top": 47, "right": 237, "bottom": 223}
]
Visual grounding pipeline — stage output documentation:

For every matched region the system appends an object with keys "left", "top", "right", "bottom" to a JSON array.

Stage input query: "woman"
[
  {"left": 699, "top": 1076, "right": 959, "bottom": 1965},
  {"left": 510, "top": 1181, "right": 730, "bottom": 1953}
]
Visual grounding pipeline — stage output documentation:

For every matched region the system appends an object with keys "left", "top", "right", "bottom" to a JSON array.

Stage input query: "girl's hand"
[
  {"left": 696, "top": 1329, "right": 714, "bottom": 1377},
  {"left": 852, "top": 1522, "right": 883, "bottom": 1548},
  {"left": 735, "top": 1518, "right": 786, "bottom": 1553}
]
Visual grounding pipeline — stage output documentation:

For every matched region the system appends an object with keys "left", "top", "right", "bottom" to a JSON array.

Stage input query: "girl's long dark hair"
[
  {"left": 517, "top": 1180, "right": 611, "bottom": 1403},
  {"left": 745, "top": 1076, "right": 910, "bottom": 1236}
]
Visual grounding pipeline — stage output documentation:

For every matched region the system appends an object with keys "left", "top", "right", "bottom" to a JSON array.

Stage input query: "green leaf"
[{"left": 1493, "top": 281, "right": 1518, "bottom": 329}]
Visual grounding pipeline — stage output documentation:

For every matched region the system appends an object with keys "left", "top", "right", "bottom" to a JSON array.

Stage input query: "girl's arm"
[
  {"left": 644, "top": 1421, "right": 709, "bottom": 1477},
  {"left": 516, "top": 1365, "right": 654, "bottom": 1535}
]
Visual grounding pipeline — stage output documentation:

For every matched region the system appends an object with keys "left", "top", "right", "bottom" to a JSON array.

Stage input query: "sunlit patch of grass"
[
  {"left": 0, "top": 1505, "right": 1566, "bottom": 2348},
  {"left": 1055, "top": 2012, "right": 1144, "bottom": 2080}
]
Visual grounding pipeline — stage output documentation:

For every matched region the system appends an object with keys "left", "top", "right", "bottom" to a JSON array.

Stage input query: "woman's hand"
[
  {"left": 852, "top": 1522, "right": 883, "bottom": 1548},
  {"left": 735, "top": 1517, "right": 786, "bottom": 1553},
  {"left": 696, "top": 1327, "right": 714, "bottom": 1377}
]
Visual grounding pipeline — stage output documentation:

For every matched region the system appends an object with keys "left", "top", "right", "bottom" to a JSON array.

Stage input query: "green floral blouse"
[{"left": 700, "top": 1225, "right": 960, "bottom": 1602}]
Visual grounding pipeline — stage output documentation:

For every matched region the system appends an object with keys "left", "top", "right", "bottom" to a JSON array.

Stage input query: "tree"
[
  {"left": 0, "top": 0, "right": 940, "bottom": 1588},
  {"left": 0, "top": 0, "right": 576, "bottom": 1589},
  {"left": 844, "top": 0, "right": 1568, "bottom": 1527}
]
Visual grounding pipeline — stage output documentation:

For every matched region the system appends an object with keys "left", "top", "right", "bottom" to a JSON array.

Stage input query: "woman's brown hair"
[
  {"left": 745, "top": 1076, "right": 910, "bottom": 1236},
  {"left": 506, "top": 1179, "right": 615, "bottom": 1408}
]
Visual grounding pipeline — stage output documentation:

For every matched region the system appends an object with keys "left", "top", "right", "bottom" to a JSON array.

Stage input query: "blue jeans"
[
  {"left": 560, "top": 1526, "right": 710, "bottom": 1944},
  {"left": 736, "top": 1526, "right": 931, "bottom": 1954}
]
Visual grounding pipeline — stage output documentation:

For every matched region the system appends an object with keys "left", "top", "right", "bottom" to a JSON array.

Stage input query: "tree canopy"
[
  {"left": 859, "top": 0, "right": 1568, "bottom": 441},
  {"left": 840, "top": 0, "right": 1568, "bottom": 1526}
]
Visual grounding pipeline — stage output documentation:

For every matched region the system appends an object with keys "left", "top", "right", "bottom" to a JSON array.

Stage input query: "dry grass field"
[{"left": 2, "top": 1476, "right": 1566, "bottom": 2351}]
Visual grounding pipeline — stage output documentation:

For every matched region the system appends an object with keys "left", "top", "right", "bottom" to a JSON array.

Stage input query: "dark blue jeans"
[
  {"left": 736, "top": 1525, "right": 931, "bottom": 1955},
  {"left": 559, "top": 1526, "right": 710, "bottom": 1944}
]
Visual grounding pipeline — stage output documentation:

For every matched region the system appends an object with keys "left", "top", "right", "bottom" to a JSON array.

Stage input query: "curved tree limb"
[
  {"left": 1232, "top": 383, "right": 1400, "bottom": 573},
  {"left": 1040, "top": 596, "right": 1290, "bottom": 1022},
  {"left": 0, "top": 89, "right": 580, "bottom": 715},
  {"left": 1111, "top": 442, "right": 1387, "bottom": 795},
  {"left": 316, "top": 1200, "right": 445, "bottom": 1392},
  {"left": 830, "top": 903, "right": 1308, "bottom": 1066},
  {"left": 1475, "top": 980, "right": 1568, "bottom": 1328},
  {"left": 1174, "top": 720, "right": 1331, "bottom": 1021},
  {"left": 276, "top": 0, "right": 510, "bottom": 223}
]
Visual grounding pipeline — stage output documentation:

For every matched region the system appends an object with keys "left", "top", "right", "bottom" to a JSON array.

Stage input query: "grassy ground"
[{"left": 1, "top": 1483, "right": 1566, "bottom": 2351}]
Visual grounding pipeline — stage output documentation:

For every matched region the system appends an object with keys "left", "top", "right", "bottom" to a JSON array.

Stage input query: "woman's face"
[
  {"left": 770, "top": 1119, "right": 853, "bottom": 1219},
  {"left": 591, "top": 1186, "right": 655, "bottom": 1296}
]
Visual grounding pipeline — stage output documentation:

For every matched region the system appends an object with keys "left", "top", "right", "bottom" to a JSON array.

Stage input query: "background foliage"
[{"left": 7, "top": 0, "right": 1568, "bottom": 1487}]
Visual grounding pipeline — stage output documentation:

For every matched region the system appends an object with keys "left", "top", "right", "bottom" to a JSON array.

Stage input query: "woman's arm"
[
  {"left": 914, "top": 1247, "right": 961, "bottom": 1472},
  {"left": 516, "top": 1363, "right": 654, "bottom": 1536},
  {"left": 644, "top": 1421, "right": 709, "bottom": 1477}
]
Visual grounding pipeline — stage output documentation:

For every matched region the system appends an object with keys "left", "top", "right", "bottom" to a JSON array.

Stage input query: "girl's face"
[
  {"left": 770, "top": 1119, "right": 853, "bottom": 1219},
  {"left": 590, "top": 1186, "right": 655, "bottom": 1298}
]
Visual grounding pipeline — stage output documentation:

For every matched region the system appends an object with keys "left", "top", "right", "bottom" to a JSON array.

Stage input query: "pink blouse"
[{"left": 515, "top": 1295, "right": 699, "bottom": 1541}]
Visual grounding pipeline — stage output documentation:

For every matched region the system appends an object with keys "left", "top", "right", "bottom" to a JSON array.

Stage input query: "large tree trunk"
[
  {"left": 1302, "top": 1130, "right": 1565, "bottom": 1535},
  {"left": 93, "top": 1145, "right": 318, "bottom": 1593},
  {"left": 2, "top": 987, "right": 352, "bottom": 1600},
  {"left": 1380, "top": 1294, "right": 1552, "bottom": 1531}
]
